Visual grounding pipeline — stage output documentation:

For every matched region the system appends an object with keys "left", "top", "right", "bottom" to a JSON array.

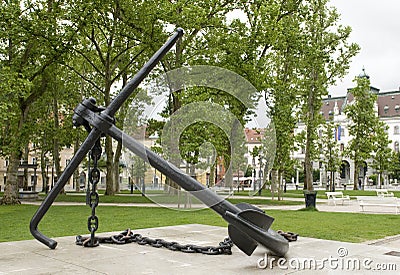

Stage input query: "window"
[
  {"left": 384, "top": 105, "right": 389, "bottom": 114},
  {"left": 395, "top": 141, "right": 399, "bottom": 153},
  {"left": 340, "top": 143, "right": 345, "bottom": 152},
  {"left": 394, "top": 126, "right": 399, "bottom": 135},
  {"left": 340, "top": 127, "right": 345, "bottom": 138}
]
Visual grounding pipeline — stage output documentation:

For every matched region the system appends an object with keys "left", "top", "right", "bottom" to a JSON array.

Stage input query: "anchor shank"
[{"left": 106, "top": 124, "right": 242, "bottom": 217}]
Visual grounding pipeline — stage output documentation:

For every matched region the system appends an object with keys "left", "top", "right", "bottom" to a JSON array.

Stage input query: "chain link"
[
  {"left": 277, "top": 230, "right": 298, "bottom": 242},
  {"left": 85, "top": 139, "right": 102, "bottom": 247},
  {"left": 76, "top": 228, "right": 234, "bottom": 255}
]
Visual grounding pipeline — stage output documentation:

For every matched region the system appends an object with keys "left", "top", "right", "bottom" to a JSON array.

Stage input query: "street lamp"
[
  {"left": 252, "top": 155, "right": 256, "bottom": 192},
  {"left": 258, "top": 155, "right": 263, "bottom": 196},
  {"left": 32, "top": 158, "right": 37, "bottom": 192},
  {"left": 43, "top": 158, "right": 49, "bottom": 193}
]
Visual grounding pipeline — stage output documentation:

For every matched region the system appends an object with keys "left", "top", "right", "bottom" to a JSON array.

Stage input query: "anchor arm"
[
  {"left": 29, "top": 29, "right": 184, "bottom": 249},
  {"left": 30, "top": 128, "right": 103, "bottom": 249}
]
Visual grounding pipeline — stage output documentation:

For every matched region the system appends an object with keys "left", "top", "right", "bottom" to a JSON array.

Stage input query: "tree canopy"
[{"left": 0, "top": 0, "right": 359, "bottom": 204}]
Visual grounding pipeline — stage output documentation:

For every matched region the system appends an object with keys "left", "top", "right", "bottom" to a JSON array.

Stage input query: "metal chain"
[
  {"left": 76, "top": 227, "right": 297, "bottom": 253},
  {"left": 85, "top": 139, "right": 102, "bottom": 247},
  {"left": 277, "top": 230, "right": 298, "bottom": 242},
  {"left": 76, "top": 228, "right": 234, "bottom": 255}
]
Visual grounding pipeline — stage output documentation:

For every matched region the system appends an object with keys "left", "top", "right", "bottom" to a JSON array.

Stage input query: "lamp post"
[
  {"left": 258, "top": 155, "right": 263, "bottom": 196},
  {"left": 43, "top": 158, "right": 49, "bottom": 193},
  {"left": 32, "top": 158, "right": 37, "bottom": 192},
  {"left": 51, "top": 162, "right": 54, "bottom": 190},
  {"left": 141, "top": 159, "right": 145, "bottom": 196},
  {"left": 46, "top": 160, "right": 50, "bottom": 193},
  {"left": 252, "top": 155, "right": 256, "bottom": 192}
]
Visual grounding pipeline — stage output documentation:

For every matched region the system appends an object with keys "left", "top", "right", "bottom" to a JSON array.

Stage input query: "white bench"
[
  {"left": 375, "top": 189, "right": 394, "bottom": 198},
  {"left": 326, "top": 191, "right": 350, "bottom": 206},
  {"left": 357, "top": 196, "right": 400, "bottom": 214},
  {"left": 18, "top": 191, "right": 39, "bottom": 200},
  {"left": 212, "top": 187, "right": 234, "bottom": 197}
]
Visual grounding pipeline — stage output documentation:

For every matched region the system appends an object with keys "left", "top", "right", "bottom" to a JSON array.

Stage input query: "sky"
[{"left": 328, "top": 0, "right": 400, "bottom": 97}]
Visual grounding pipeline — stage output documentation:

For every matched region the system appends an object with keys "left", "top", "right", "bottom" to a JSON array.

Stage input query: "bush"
[{"left": 369, "top": 174, "right": 377, "bottom": 185}]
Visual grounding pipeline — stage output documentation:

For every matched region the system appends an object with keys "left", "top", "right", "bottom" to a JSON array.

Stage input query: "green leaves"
[{"left": 344, "top": 76, "right": 382, "bottom": 186}]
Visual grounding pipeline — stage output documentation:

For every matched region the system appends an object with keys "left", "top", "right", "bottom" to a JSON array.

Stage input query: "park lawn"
[
  {"left": 0, "top": 205, "right": 399, "bottom": 244},
  {"left": 39, "top": 193, "right": 304, "bottom": 206},
  {"left": 235, "top": 189, "right": 400, "bottom": 199}
]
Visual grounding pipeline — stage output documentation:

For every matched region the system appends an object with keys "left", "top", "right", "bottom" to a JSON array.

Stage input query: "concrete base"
[{"left": 1, "top": 224, "right": 400, "bottom": 274}]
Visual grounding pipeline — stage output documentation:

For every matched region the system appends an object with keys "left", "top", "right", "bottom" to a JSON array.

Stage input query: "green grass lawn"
[
  {"left": 38, "top": 192, "right": 304, "bottom": 206},
  {"left": 235, "top": 189, "right": 400, "bottom": 199},
  {"left": 1, "top": 204, "right": 399, "bottom": 244}
]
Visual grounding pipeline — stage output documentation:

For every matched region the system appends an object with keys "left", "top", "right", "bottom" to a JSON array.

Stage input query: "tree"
[
  {"left": 371, "top": 121, "right": 392, "bottom": 188},
  {"left": 297, "top": 0, "right": 359, "bottom": 191},
  {"left": 63, "top": 0, "right": 163, "bottom": 195},
  {"left": 389, "top": 152, "right": 400, "bottom": 181},
  {"left": 344, "top": 74, "right": 380, "bottom": 189},
  {"left": 147, "top": 1, "right": 267, "bottom": 193},
  {"left": 0, "top": 0, "right": 79, "bottom": 204},
  {"left": 26, "top": 64, "right": 82, "bottom": 193},
  {"left": 130, "top": 155, "right": 147, "bottom": 189},
  {"left": 320, "top": 121, "right": 341, "bottom": 191},
  {"left": 265, "top": 5, "right": 302, "bottom": 200}
]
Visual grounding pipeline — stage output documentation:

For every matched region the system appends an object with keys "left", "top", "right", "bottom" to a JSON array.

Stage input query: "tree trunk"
[
  {"left": 210, "top": 163, "right": 216, "bottom": 187},
  {"left": 277, "top": 170, "right": 283, "bottom": 201},
  {"left": 53, "top": 97, "right": 63, "bottom": 193},
  {"left": 1, "top": 152, "right": 21, "bottom": 205},
  {"left": 353, "top": 151, "right": 359, "bottom": 189},
  {"left": 353, "top": 161, "right": 359, "bottom": 190},
  {"left": 105, "top": 136, "right": 114, "bottom": 195},
  {"left": 225, "top": 162, "right": 233, "bottom": 191},
  {"left": 271, "top": 169, "right": 278, "bottom": 200},
  {"left": 23, "top": 146, "right": 29, "bottom": 190},
  {"left": 112, "top": 141, "right": 122, "bottom": 193},
  {"left": 73, "top": 138, "right": 80, "bottom": 192},
  {"left": 1, "top": 102, "right": 29, "bottom": 204},
  {"left": 40, "top": 150, "right": 48, "bottom": 192}
]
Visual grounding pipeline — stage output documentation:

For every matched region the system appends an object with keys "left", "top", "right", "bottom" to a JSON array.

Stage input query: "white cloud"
[{"left": 329, "top": 0, "right": 400, "bottom": 96}]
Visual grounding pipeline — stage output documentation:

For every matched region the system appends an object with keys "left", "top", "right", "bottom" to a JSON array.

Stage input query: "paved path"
[
  {"left": 2, "top": 224, "right": 400, "bottom": 274},
  {"left": 5, "top": 194, "right": 400, "bottom": 274}
]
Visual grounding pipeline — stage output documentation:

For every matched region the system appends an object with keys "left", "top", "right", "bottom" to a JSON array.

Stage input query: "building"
[
  {"left": 293, "top": 72, "right": 400, "bottom": 187},
  {"left": 0, "top": 145, "right": 75, "bottom": 192}
]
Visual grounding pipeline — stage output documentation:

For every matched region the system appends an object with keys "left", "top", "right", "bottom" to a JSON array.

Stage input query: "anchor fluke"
[{"left": 225, "top": 207, "right": 289, "bottom": 257}]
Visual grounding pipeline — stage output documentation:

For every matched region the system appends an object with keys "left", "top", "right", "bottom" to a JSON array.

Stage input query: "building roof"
[
  {"left": 244, "top": 128, "right": 263, "bottom": 144},
  {"left": 322, "top": 88, "right": 400, "bottom": 120},
  {"left": 377, "top": 91, "right": 400, "bottom": 117},
  {"left": 320, "top": 95, "right": 346, "bottom": 118}
]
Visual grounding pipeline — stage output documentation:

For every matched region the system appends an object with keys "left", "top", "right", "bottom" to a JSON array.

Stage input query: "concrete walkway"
[
  {"left": 4, "top": 193, "right": 400, "bottom": 274},
  {"left": 1, "top": 224, "right": 400, "bottom": 274}
]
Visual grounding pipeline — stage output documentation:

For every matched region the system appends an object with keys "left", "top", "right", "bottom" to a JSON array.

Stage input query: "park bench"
[
  {"left": 18, "top": 191, "right": 39, "bottom": 200},
  {"left": 211, "top": 187, "right": 234, "bottom": 197},
  {"left": 375, "top": 189, "right": 394, "bottom": 198},
  {"left": 357, "top": 196, "right": 400, "bottom": 214},
  {"left": 325, "top": 191, "right": 350, "bottom": 206}
]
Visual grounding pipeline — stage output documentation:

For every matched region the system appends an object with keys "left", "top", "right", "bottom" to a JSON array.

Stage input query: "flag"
[{"left": 335, "top": 125, "right": 341, "bottom": 141}]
